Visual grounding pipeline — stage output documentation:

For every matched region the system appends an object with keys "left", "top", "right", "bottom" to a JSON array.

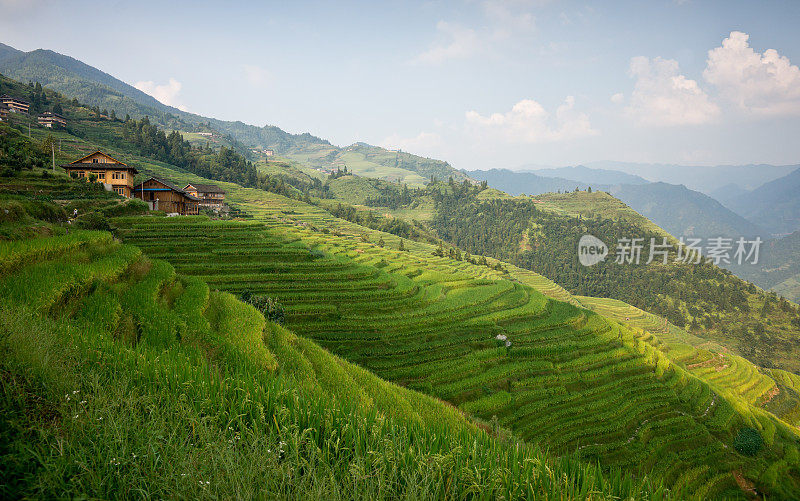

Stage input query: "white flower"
[{"left": 505, "top": 340, "right": 512, "bottom": 348}]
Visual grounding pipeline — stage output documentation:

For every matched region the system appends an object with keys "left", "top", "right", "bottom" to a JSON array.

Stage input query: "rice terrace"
[{"left": 3, "top": 1, "right": 800, "bottom": 499}]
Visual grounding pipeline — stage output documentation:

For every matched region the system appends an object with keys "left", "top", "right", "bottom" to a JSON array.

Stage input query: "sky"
[{"left": 3, "top": 0, "right": 800, "bottom": 171}]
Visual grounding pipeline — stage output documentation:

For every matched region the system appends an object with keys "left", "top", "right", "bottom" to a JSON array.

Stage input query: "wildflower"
[
  {"left": 74, "top": 414, "right": 79, "bottom": 419},
  {"left": 505, "top": 340, "right": 512, "bottom": 348},
  {"left": 495, "top": 334, "right": 507, "bottom": 341}
]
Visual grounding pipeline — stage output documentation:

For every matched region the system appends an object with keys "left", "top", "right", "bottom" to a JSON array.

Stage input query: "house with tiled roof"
[
  {"left": 61, "top": 151, "right": 138, "bottom": 197},
  {"left": 133, "top": 177, "right": 200, "bottom": 215},
  {"left": 183, "top": 183, "right": 226, "bottom": 209}
]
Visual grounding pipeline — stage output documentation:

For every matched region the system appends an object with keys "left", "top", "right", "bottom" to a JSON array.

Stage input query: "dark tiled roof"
[
  {"left": 134, "top": 177, "right": 201, "bottom": 201},
  {"left": 61, "top": 163, "right": 138, "bottom": 174},
  {"left": 39, "top": 111, "right": 66, "bottom": 119},
  {"left": 185, "top": 183, "right": 225, "bottom": 194},
  {"left": 69, "top": 150, "right": 128, "bottom": 166}
]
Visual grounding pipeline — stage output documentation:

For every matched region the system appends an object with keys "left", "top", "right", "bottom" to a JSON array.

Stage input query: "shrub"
[
  {"left": 239, "top": 290, "right": 286, "bottom": 325},
  {"left": 733, "top": 427, "right": 763, "bottom": 456},
  {"left": 74, "top": 212, "right": 111, "bottom": 231}
]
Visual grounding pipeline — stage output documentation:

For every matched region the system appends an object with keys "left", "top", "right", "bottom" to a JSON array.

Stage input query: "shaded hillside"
[
  {"left": 610, "top": 182, "right": 766, "bottom": 239},
  {"left": 724, "top": 167, "right": 800, "bottom": 236},
  {"left": 726, "top": 230, "right": 800, "bottom": 303}
]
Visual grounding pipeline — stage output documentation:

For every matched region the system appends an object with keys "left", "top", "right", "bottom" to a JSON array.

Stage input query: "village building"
[
  {"left": 38, "top": 111, "right": 67, "bottom": 128},
  {"left": 61, "top": 151, "right": 138, "bottom": 197},
  {"left": 183, "top": 183, "right": 225, "bottom": 209},
  {"left": 0, "top": 95, "right": 30, "bottom": 114},
  {"left": 264, "top": 149, "right": 274, "bottom": 156},
  {"left": 133, "top": 177, "right": 200, "bottom": 215},
  {"left": 0, "top": 102, "right": 8, "bottom": 121}
]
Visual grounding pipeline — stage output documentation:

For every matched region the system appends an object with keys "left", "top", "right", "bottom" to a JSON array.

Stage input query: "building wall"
[
  {"left": 133, "top": 180, "right": 199, "bottom": 215},
  {"left": 65, "top": 167, "right": 134, "bottom": 194}
]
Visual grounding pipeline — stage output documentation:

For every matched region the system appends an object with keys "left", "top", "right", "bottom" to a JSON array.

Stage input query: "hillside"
[
  {"left": 724, "top": 167, "right": 800, "bottom": 237},
  {"left": 112, "top": 177, "right": 800, "bottom": 497},
  {"left": 610, "top": 182, "right": 766, "bottom": 239},
  {"left": 0, "top": 43, "right": 466, "bottom": 186},
  {"left": 468, "top": 168, "right": 764, "bottom": 242},
  {"left": 0, "top": 204, "right": 660, "bottom": 499},
  {"left": 426, "top": 188, "right": 800, "bottom": 375},
  {"left": 726, "top": 230, "right": 800, "bottom": 303}
]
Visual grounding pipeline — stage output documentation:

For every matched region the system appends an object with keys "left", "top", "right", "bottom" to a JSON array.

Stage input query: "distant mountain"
[
  {"left": 466, "top": 168, "right": 599, "bottom": 195},
  {"left": 0, "top": 42, "right": 465, "bottom": 185},
  {"left": 609, "top": 182, "right": 766, "bottom": 240},
  {"left": 0, "top": 45, "right": 182, "bottom": 124},
  {"left": 0, "top": 42, "right": 23, "bottom": 62},
  {"left": 708, "top": 183, "right": 750, "bottom": 207},
  {"left": 724, "top": 167, "right": 800, "bottom": 236},
  {"left": 583, "top": 161, "right": 797, "bottom": 195},
  {"left": 525, "top": 165, "right": 649, "bottom": 186}
]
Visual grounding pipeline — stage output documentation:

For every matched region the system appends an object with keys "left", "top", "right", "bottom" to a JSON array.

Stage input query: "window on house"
[{"left": 92, "top": 158, "right": 98, "bottom": 163}]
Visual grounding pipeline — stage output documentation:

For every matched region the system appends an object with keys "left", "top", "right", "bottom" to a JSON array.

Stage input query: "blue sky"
[{"left": 3, "top": 0, "right": 800, "bottom": 170}]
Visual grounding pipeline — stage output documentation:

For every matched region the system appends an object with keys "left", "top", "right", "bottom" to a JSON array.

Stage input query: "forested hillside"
[{"left": 427, "top": 187, "right": 800, "bottom": 374}]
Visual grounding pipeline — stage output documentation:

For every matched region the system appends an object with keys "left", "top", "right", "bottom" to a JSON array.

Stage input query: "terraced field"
[
  {"left": 115, "top": 215, "right": 800, "bottom": 498},
  {"left": 575, "top": 295, "right": 800, "bottom": 429},
  {"left": 4, "top": 228, "right": 669, "bottom": 499}
]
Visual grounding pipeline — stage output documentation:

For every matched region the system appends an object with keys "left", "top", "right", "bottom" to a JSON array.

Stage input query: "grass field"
[
  {"left": 114, "top": 196, "right": 800, "bottom": 498},
  {"left": 1, "top": 225, "right": 676, "bottom": 499}
]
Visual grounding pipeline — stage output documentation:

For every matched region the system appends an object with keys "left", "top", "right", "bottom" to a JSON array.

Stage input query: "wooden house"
[
  {"left": 183, "top": 183, "right": 225, "bottom": 209},
  {"left": 38, "top": 111, "right": 67, "bottom": 128},
  {"left": 133, "top": 177, "right": 200, "bottom": 215},
  {"left": 61, "top": 151, "right": 138, "bottom": 197},
  {"left": 0, "top": 95, "right": 30, "bottom": 114},
  {"left": 0, "top": 103, "right": 8, "bottom": 122}
]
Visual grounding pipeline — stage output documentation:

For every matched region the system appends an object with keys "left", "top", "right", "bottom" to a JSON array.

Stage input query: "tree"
[
  {"left": 733, "top": 427, "right": 763, "bottom": 456},
  {"left": 587, "top": 186, "right": 592, "bottom": 193},
  {"left": 398, "top": 239, "right": 405, "bottom": 251},
  {"left": 52, "top": 102, "right": 63, "bottom": 115},
  {"left": 378, "top": 237, "right": 385, "bottom": 248}
]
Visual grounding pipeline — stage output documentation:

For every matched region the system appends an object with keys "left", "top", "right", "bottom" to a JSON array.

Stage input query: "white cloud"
[
  {"left": 625, "top": 56, "right": 719, "bottom": 126},
  {"left": 703, "top": 31, "right": 800, "bottom": 115},
  {"left": 379, "top": 132, "right": 443, "bottom": 155},
  {"left": 243, "top": 64, "right": 271, "bottom": 88},
  {"left": 413, "top": 1, "right": 537, "bottom": 65},
  {"left": 483, "top": 0, "right": 535, "bottom": 39},
  {"left": 134, "top": 78, "right": 188, "bottom": 112},
  {"left": 610, "top": 92, "right": 625, "bottom": 104},
  {"left": 465, "top": 96, "right": 597, "bottom": 143},
  {"left": 413, "top": 21, "right": 481, "bottom": 64}
]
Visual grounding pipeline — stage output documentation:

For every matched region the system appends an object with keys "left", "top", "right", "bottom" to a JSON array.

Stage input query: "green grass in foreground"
[{"left": 0, "top": 227, "right": 667, "bottom": 499}]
